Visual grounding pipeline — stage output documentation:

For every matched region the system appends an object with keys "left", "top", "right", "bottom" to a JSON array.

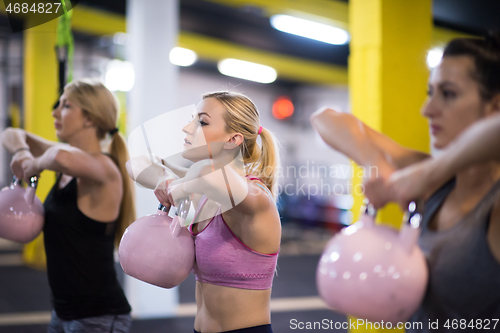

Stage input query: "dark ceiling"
[
  {"left": 179, "top": 0, "right": 350, "bottom": 66},
  {"left": 432, "top": 0, "right": 500, "bottom": 34},
  {"left": 77, "top": 0, "right": 500, "bottom": 69}
]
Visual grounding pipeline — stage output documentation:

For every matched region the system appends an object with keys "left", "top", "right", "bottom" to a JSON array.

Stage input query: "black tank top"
[
  {"left": 408, "top": 178, "right": 500, "bottom": 332},
  {"left": 43, "top": 174, "right": 131, "bottom": 320}
]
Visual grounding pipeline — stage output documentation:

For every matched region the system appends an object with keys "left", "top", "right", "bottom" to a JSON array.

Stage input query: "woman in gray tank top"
[{"left": 311, "top": 33, "right": 500, "bottom": 332}]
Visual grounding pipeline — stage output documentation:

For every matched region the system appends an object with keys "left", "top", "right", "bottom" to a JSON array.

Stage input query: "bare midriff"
[{"left": 194, "top": 281, "right": 271, "bottom": 332}]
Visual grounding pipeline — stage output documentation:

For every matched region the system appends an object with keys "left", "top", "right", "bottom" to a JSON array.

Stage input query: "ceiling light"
[
  {"left": 169, "top": 47, "right": 198, "bottom": 67},
  {"left": 105, "top": 60, "right": 135, "bottom": 92},
  {"left": 427, "top": 48, "right": 443, "bottom": 69},
  {"left": 218, "top": 59, "right": 277, "bottom": 84},
  {"left": 270, "top": 14, "right": 349, "bottom": 45}
]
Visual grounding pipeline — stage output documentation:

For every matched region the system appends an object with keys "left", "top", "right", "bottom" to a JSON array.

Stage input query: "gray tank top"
[{"left": 408, "top": 179, "right": 500, "bottom": 332}]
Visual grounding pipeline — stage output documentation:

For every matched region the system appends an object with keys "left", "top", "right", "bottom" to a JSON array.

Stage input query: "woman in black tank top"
[
  {"left": 2, "top": 79, "right": 136, "bottom": 333},
  {"left": 311, "top": 34, "right": 500, "bottom": 331}
]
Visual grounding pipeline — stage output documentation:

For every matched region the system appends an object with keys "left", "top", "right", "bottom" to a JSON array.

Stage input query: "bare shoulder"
[
  {"left": 224, "top": 178, "right": 280, "bottom": 254},
  {"left": 76, "top": 154, "right": 122, "bottom": 206},
  {"left": 98, "top": 153, "right": 122, "bottom": 182},
  {"left": 78, "top": 152, "right": 121, "bottom": 185},
  {"left": 245, "top": 178, "right": 276, "bottom": 212},
  {"left": 245, "top": 179, "right": 280, "bottom": 231},
  {"left": 227, "top": 177, "right": 277, "bottom": 220}
]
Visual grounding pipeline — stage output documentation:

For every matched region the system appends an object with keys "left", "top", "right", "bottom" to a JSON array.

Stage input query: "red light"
[{"left": 272, "top": 96, "right": 294, "bottom": 120}]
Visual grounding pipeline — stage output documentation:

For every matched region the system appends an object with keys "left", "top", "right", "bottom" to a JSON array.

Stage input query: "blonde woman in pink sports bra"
[{"left": 154, "top": 92, "right": 281, "bottom": 333}]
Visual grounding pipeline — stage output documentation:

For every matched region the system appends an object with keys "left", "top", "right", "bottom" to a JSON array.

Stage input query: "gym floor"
[{"left": 0, "top": 226, "right": 348, "bottom": 333}]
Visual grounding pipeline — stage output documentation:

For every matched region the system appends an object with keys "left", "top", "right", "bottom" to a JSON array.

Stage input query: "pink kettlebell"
[
  {"left": 316, "top": 201, "right": 428, "bottom": 324},
  {"left": 0, "top": 176, "right": 44, "bottom": 243},
  {"left": 119, "top": 198, "right": 194, "bottom": 289}
]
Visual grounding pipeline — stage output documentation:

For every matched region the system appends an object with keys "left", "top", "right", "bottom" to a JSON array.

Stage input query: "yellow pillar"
[
  {"left": 348, "top": 0, "right": 431, "bottom": 332},
  {"left": 22, "top": 18, "right": 59, "bottom": 269}
]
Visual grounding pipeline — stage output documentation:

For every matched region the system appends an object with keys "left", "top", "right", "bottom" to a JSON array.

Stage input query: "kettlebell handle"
[
  {"left": 23, "top": 175, "right": 39, "bottom": 204},
  {"left": 362, "top": 198, "right": 377, "bottom": 217},
  {"left": 12, "top": 176, "right": 20, "bottom": 186},
  {"left": 12, "top": 175, "right": 38, "bottom": 187},
  {"left": 361, "top": 199, "right": 423, "bottom": 226},
  {"left": 158, "top": 203, "right": 169, "bottom": 212},
  {"left": 158, "top": 197, "right": 192, "bottom": 238},
  {"left": 176, "top": 197, "right": 191, "bottom": 220},
  {"left": 358, "top": 199, "right": 377, "bottom": 227},
  {"left": 29, "top": 175, "right": 38, "bottom": 188},
  {"left": 404, "top": 201, "right": 423, "bottom": 228},
  {"left": 399, "top": 201, "right": 424, "bottom": 254},
  {"left": 157, "top": 198, "right": 191, "bottom": 218},
  {"left": 156, "top": 203, "right": 182, "bottom": 237}
]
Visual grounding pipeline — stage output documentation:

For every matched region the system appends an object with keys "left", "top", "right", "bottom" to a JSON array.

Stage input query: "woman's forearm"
[
  {"left": 2, "top": 128, "right": 55, "bottom": 157},
  {"left": 310, "top": 108, "right": 384, "bottom": 166},
  {"left": 178, "top": 160, "right": 247, "bottom": 210},
  {"left": 126, "top": 155, "right": 180, "bottom": 189},
  {"left": 310, "top": 108, "right": 430, "bottom": 170},
  {"left": 430, "top": 114, "right": 500, "bottom": 182},
  {"left": 33, "top": 146, "right": 65, "bottom": 174},
  {"left": 310, "top": 108, "right": 398, "bottom": 181},
  {"left": 161, "top": 156, "right": 188, "bottom": 178},
  {"left": 15, "top": 145, "right": 63, "bottom": 180},
  {"left": 1, "top": 128, "right": 28, "bottom": 153}
]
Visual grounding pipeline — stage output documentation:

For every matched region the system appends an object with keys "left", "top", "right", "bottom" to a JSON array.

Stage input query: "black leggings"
[{"left": 194, "top": 324, "right": 273, "bottom": 333}]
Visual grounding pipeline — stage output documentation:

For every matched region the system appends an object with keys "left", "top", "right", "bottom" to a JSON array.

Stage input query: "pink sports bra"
[{"left": 188, "top": 176, "right": 279, "bottom": 290}]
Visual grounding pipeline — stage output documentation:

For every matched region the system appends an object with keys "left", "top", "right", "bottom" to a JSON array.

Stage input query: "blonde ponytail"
[
  {"left": 248, "top": 127, "right": 280, "bottom": 200},
  {"left": 109, "top": 132, "right": 136, "bottom": 247}
]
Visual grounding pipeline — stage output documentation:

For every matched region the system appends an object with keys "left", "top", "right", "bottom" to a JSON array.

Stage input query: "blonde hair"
[
  {"left": 202, "top": 91, "right": 280, "bottom": 200},
  {"left": 64, "top": 79, "right": 136, "bottom": 246}
]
